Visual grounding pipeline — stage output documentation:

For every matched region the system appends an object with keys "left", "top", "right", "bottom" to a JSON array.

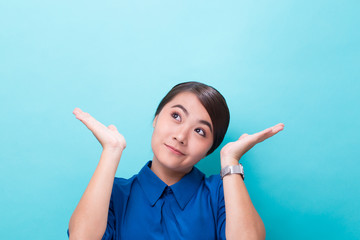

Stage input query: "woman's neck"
[{"left": 150, "top": 158, "right": 190, "bottom": 186}]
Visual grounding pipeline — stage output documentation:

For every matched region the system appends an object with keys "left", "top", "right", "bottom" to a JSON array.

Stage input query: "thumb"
[
  {"left": 239, "top": 133, "right": 249, "bottom": 140},
  {"left": 108, "top": 124, "right": 118, "bottom": 132}
]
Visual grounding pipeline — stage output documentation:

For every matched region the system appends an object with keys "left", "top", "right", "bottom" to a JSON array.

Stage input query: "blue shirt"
[{"left": 69, "top": 161, "right": 226, "bottom": 239}]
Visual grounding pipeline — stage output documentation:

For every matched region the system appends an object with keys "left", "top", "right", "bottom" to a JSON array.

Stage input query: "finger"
[
  {"left": 73, "top": 108, "right": 107, "bottom": 133},
  {"left": 254, "top": 123, "right": 285, "bottom": 142},
  {"left": 255, "top": 127, "right": 273, "bottom": 138},
  {"left": 271, "top": 123, "right": 285, "bottom": 133},
  {"left": 73, "top": 107, "right": 83, "bottom": 116}
]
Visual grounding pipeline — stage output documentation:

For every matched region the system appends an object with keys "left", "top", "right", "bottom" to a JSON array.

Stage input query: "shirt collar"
[
  {"left": 171, "top": 165, "right": 204, "bottom": 210},
  {"left": 137, "top": 161, "right": 205, "bottom": 210},
  {"left": 137, "top": 161, "right": 168, "bottom": 207}
]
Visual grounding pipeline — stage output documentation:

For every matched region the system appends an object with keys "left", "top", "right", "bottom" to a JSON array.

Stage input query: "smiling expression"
[{"left": 151, "top": 91, "right": 214, "bottom": 174}]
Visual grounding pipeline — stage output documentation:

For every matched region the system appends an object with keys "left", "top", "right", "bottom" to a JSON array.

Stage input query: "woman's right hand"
[{"left": 73, "top": 107, "right": 126, "bottom": 152}]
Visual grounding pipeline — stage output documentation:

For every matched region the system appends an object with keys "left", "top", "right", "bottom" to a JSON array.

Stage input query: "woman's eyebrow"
[
  {"left": 171, "top": 104, "right": 213, "bottom": 133},
  {"left": 199, "top": 120, "right": 213, "bottom": 133},
  {"left": 172, "top": 104, "right": 189, "bottom": 116}
]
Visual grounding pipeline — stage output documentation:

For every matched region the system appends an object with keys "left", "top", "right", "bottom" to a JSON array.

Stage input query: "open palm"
[
  {"left": 221, "top": 123, "right": 284, "bottom": 162},
  {"left": 73, "top": 108, "right": 126, "bottom": 152}
]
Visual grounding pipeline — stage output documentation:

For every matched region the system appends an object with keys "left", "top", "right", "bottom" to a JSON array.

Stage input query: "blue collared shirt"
[{"left": 69, "top": 161, "right": 226, "bottom": 239}]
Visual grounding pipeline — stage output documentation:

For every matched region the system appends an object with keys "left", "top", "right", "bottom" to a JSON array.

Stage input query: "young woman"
[{"left": 68, "top": 82, "right": 284, "bottom": 240}]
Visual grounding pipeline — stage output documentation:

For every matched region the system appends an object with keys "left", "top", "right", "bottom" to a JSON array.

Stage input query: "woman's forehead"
[
  {"left": 165, "top": 92, "right": 213, "bottom": 124},
  {"left": 166, "top": 92, "right": 203, "bottom": 110}
]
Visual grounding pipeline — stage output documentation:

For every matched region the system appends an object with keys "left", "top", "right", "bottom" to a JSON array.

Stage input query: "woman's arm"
[
  {"left": 221, "top": 159, "right": 265, "bottom": 240},
  {"left": 221, "top": 123, "right": 284, "bottom": 240},
  {"left": 68, "top": 108, "right": 126, "bottom": 240}
]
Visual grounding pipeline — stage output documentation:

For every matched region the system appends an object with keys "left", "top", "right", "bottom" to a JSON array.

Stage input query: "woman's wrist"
[
  {"left": 102, "top": 146, "right": 124, "bottom": 155},
  {"left": 220, "top": 157, "right": 239, "bottom": 169},
  {"left": 100, "top": 147, "right": 124, "bottom": 165}
]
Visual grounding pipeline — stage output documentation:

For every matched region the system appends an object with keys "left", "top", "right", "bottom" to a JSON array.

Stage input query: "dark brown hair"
[{"left": 154, "top": 81, "right": 230, "bottom": 155}]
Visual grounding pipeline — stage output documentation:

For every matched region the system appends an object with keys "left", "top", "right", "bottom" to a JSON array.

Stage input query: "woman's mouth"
[{"left": 164, "top": 144, "right": 185, "bottom": 156}]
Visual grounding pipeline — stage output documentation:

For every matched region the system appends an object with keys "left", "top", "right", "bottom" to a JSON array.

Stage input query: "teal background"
[{"left": 1, "top": 0, "right": 359, "bottom": 239}]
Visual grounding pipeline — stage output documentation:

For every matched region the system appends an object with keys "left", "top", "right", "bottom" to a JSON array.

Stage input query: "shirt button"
[{"left": 165, "top": 186, "right": 173, "bottom": 194}]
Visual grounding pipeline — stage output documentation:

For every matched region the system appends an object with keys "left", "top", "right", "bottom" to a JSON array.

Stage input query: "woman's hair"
[{"left": 154, "top": 81, "right": 230, "bottom": 155}]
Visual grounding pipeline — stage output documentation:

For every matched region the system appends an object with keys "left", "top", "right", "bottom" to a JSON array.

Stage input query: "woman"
[{"left": 68, "top": 82, "right": 284, "bottom": 240}]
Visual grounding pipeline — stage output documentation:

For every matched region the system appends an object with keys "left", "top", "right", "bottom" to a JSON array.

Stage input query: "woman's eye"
[
  {"left": 171, "top": 113, "right": 181, "bottom": 121},
  {"left": 195, "top": 128, "right": 206, "bottom": 137}
]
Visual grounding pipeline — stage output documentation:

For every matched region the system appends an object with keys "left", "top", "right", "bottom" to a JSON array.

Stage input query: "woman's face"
[{"left": 151, "top": 91, "right": 214, "bottom": 174}]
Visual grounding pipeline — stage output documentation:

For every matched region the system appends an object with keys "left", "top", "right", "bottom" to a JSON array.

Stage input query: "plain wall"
[{"left": 0, "top": 0, "right": 359, "bottom": 239}]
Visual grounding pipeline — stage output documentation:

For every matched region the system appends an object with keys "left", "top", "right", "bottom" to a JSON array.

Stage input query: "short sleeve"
[
  {"left": 216, "top": 178, "right": 226, "bottom": 240},
  {"left": 101, "top": 193, "right": 116, "bottom": 240}
]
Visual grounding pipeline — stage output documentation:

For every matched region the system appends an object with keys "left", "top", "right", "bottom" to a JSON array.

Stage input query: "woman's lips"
[{"left": 165, "top": 144, "right": 185, "bottom": 156}]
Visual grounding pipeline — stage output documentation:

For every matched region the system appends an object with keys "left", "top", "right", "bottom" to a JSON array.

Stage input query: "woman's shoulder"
[
  {"left": 204, "top": 174, "right": 223, "bottom": 190},
  {"left": 113, "top": 175, "right": 137, "bottom": 185},
  {"left": 197, "top": 172, "right": 225, "bottom": 209},
  {"left": 204, "top": 173, "right": 222, "bottom": 183},
  {"left": 194, "top": 166, "right": 221, "bottom": 185},
  {"left": 196, "top": 169, "right": 223, "bottom": 196},
  {"left": 111, "top": 175, "right": 138, "bottom": 197}
]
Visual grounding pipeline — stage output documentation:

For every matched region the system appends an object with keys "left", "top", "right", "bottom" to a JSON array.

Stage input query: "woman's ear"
[{"left": 153, "top": 115, "right": 158, "bottom": 128}]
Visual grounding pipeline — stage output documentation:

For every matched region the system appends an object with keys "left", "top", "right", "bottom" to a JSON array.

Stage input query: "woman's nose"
[{"left": 173, "top": 126, "right": 189, "bottom": 145}]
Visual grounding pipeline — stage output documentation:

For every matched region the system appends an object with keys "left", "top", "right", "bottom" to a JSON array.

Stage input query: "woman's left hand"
[{"left": 220, "top": 123, "right": 285, "bottom": 167}]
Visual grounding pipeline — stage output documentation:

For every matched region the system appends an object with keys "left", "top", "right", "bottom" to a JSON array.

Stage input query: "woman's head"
[{"left": 154, "top": 81, "right": 230, "bottom": 156}]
